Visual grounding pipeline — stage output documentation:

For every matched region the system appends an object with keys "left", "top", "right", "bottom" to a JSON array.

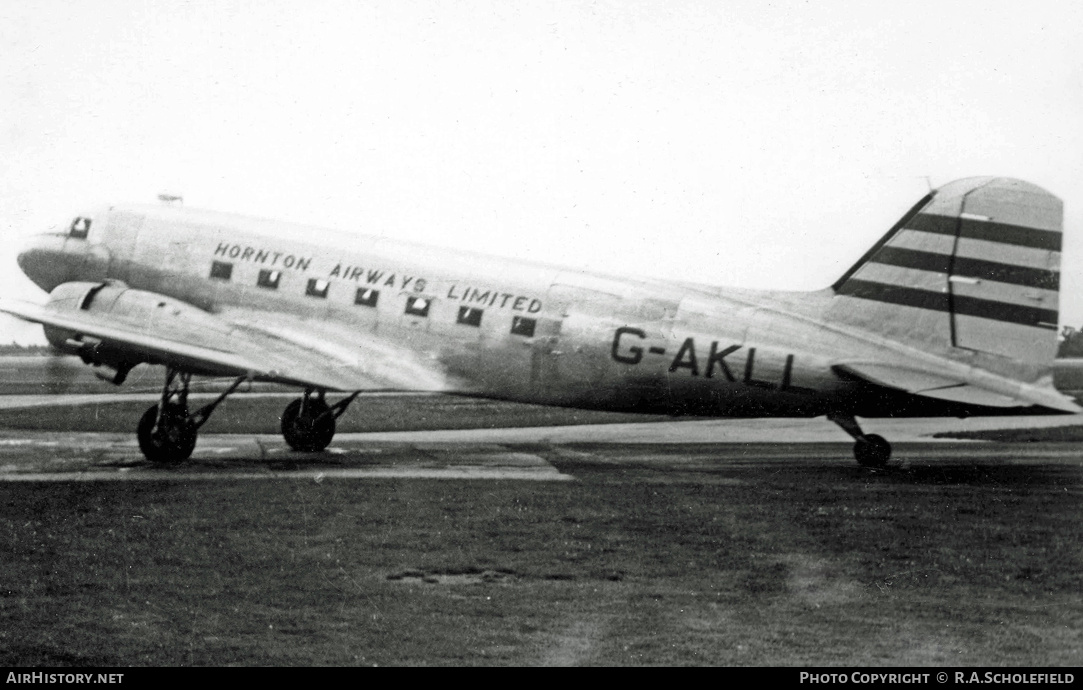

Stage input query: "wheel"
[
  {"left": 854, "top": 433, "right": 892, "bottom": 468},
  {"left": 137, "top": 403, "right": 197, "bottom": 464},
  {"left": 281, "top": 397, "right": 335, "bottom": 452}
]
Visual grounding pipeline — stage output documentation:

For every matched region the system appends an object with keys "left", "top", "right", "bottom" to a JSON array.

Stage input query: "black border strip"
[
  {"left": 869, "top": 246, "right": 1059, "bottom": 290},
  {"left": 837, "top": 279, "right": 1058, "bottom": 329},
  {"left": 908, "top": 213, "right": 1062, "bottom": 251}
]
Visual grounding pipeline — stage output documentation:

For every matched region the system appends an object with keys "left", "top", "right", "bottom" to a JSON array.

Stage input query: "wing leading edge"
[{"left": 0, "top": 291, "right": 436, "bottom": 392}]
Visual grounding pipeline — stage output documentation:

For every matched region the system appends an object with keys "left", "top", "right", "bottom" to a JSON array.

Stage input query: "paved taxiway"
[
  {"left": 3, "top": 411, "right": 1083, "bottom": 483},
  {"left": 3, "top": 385, "right": 1083, "bottom": 482},
  {"left": 0, "top": 432, "right": 573, "bottom": 482}
]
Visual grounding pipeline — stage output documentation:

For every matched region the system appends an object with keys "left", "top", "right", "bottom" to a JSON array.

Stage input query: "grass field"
[
  {"left": 1, "top": 368, "right": 1081, "bottom": 666},
  {"left": 1, "top": 442, "right": 1081, "bottom": 666}
]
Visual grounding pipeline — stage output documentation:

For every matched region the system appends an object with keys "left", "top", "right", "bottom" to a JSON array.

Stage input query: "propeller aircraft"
[{"left": 3, "top": 177, "right": 1075, "bottom": 466}]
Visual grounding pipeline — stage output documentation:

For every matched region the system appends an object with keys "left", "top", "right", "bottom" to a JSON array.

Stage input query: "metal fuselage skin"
[{"left": 19, "top": 205, "right": 926, "bottom": 418}]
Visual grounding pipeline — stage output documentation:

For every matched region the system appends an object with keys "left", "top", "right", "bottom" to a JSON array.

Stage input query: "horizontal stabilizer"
[
  {"left": 833, "top": 362, "right": 961, "bottom": 394},
  {"left": 915, "top": 385, "right": 1032, "bottom": 408},
  {"left": 835, "top": 361, "right": 1082, "bottom": 413}
]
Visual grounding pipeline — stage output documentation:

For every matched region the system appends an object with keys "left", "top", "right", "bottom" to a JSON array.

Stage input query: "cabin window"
[
  {"left": 457, "top": 306, "right": 483, "bottom": 327},
  {"left": 210, "top": 261, "right": 233, "bottom": 281},
  {"left": 405, "top": 296, "right": 430, "bottom": 317},
  {"left": 511, "top": 316, "right": 536, "bottom": 337},
  {"left": 306, "top": 278, "right": 330, "bottom": 298},
  {"left": 355, "top": 288, "right": 379, "bottom": 307},
  {"left": 257, "top": 269, "right": 281, "bottom": 289},
  {"left": 69, "top": 217, "right": 91, "bottom": 239}
]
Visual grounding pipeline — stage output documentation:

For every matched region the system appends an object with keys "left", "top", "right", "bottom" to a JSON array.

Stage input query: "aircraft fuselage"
[
  {"left": 21, "top": 204, "right": 899, "bottom": 418},
  {"left": 12, "top": 177, "right": 1075, "bottom": 466}
]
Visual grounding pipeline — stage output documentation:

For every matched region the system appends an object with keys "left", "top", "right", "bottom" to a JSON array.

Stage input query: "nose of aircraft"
[
  {"left": 17, "top": 233, "right": 71, "bottom": 292},
  {"left": 16, "top": 234, "right": 36, "bottom": 273}
]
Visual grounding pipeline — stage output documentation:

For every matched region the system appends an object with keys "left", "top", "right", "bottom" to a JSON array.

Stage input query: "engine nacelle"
[{"left": 42, "top": 282, "right": 233, "bottom": 383}]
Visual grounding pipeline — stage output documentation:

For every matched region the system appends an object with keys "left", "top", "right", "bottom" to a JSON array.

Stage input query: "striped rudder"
[{"left": 829, "top": 177, "right": 1062, "bottom": 362}]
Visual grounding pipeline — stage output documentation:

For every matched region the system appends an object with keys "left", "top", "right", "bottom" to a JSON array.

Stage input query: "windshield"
[{"left": 69, "top": 216, "right": 91, "bottom": 239}]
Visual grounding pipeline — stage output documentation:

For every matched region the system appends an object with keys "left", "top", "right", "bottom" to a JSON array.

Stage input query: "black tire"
[
  {"left": 137, "top": 403, "right": 197, "bottom": 464},
  {"left": 854, "top": 433, "right": 892, "bottom": 468},
  {"left": 281, "top": 397, "right": 335, "bottom": 452}
]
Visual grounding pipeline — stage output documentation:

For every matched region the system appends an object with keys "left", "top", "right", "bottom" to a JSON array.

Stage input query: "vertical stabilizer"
[{"left": 829, "top": 177, "right": 1062, "bottom": 364}]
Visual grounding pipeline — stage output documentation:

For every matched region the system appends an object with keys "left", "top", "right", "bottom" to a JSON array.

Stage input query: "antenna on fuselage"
[{"left": 157, "top": 193, "right": 183, "bottom": 205}]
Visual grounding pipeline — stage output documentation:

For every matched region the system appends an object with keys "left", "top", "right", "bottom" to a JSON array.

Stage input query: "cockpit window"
[{"left": 69, "top": 217, "right": 91, "bottom": 239}]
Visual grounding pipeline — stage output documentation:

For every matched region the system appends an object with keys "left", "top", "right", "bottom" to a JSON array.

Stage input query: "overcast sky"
[{"left": 2, "top": 0, "right": 1081, "bottom": 344}]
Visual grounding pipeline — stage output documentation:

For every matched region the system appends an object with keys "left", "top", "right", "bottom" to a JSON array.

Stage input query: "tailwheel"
[
  {"left": 137, "top": 402, "right": 197, "bottom": 464},
  {"left": 853, "top": 433, "right": 892, "bottom": 468},
  {"left": 829, "top": 413, "right": 893, "bottom": 468},
  {"left": 281, "top": 395, "right": 335, "bottom": 452}
]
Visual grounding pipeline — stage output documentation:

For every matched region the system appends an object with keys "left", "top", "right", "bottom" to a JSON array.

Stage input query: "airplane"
[{"left": 2, "top": 176, "right": 1077, "bottom": 467}]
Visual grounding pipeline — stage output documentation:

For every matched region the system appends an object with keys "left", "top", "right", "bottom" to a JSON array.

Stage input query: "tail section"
[{"left": 828, "top": 177, "right": 1062, "bottom": 364}]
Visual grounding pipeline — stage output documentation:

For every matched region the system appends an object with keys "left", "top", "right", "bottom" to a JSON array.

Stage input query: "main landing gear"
[
  {"left": 829, "top": 413, "right": 892, "bottom": 468},
  {"left": 137, "top": 368, "right": 245, "bottom": 464},
  {"left": 136, "top": 371, "right": 363, "bottom": 463},
  {"left": 280, "top": 389, "right": 360, "bottom": 452}
]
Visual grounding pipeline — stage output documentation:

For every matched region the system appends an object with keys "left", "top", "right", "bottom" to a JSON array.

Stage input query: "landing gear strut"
[
  {"left": 281, "top": 389, "right": 360, "bottom": 452},
  {"left": 829, "top": 413, "right": 892, "bottom": 468},
  {"left": 136, "top": 368, "right": 245, "bottom": 464}
]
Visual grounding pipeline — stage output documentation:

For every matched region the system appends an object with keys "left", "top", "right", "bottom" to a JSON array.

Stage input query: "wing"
[
  {"left": 0, "top": 284, "right": 455, "bottom": 392},
  {"left": 834, "top": 361, "right": 1082, "bottom": 413},
  {"left": 217, "top": 306, "right": 458, "bottom": 392}
]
